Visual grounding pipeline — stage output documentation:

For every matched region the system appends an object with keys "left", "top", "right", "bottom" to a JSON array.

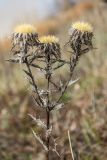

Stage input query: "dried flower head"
[
  {"left": 39, "top": 35, "right": 61, "bottom": 59},
  {"left": 72, "top": 22, "right": 93, "bottom": 32},
  {"left": 69, "top": 21, "right": 93, "bottom": 54},
  {"left": 40, "top": 35, "right": 59, "bottom": 44},
  {"left": 12, "top": 24, "right": 39, "bottom": 47},
  {"left": 11, "top": 24, "right": 40, "bottom": 63},
  {"left": 14, "top": 24, "right": 36, "bottom": 34}
]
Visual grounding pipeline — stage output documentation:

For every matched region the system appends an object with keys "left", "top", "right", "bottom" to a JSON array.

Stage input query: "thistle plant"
[{"left": 8, "top": 22, "right": 94, "bottom": 159}]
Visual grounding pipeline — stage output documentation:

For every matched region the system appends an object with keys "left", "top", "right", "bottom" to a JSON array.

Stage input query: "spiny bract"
[
  {"left": 72, "top": 22, "right": 93, "bottom": 32},
  {"left": 14, "top": 24, "right": 36, "bottom": 34},
  {"left": 40, "top": 35, "right": 59, "bottom": 43}
]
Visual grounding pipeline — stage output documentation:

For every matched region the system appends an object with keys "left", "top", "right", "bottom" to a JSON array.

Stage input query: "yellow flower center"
[
  {"left": 40, "top": 35, "right": 59, "bottom": 43},
  {"left": 14, "top": 24, "right": 37, "bottom": 34},
  {"left": 72, "top": 22, "right": 93, "bottom": 32}
]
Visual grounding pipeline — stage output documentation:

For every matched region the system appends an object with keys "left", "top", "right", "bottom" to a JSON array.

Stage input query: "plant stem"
[
  {"left": 24, "top": 43, "right": 44, "bottom": 106},
  {"left": 51, "top": 54, "right": 80, "bottom": 110},
  {"left": 46, "top": 110, "right": 50, "bottom": 160},
  {"left": 57, "top": 54, "right": 79, "bottom": 103},
  {"left": 25, "top": 58, "right": 44, "bottom": 106},
  {"left": 46, "top": 53, "right": 51, "bottom": 160},
  {"left": 46, "top": 77, "right": 50, "bottom": 160}
]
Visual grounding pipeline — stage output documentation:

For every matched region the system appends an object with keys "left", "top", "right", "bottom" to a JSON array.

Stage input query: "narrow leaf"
[
  {"left": 68, "top": 78, "right": 80, "bottom": 86},
  {"left": 32, "top": 129, "right": 48, "bottom": 151}
]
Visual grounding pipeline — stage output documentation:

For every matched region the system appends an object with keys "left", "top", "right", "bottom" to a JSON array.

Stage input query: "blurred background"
[{"left": 0, "top": 0, "right": 107, "bottom": 159}]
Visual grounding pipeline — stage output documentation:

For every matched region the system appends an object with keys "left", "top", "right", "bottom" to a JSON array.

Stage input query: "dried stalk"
[
  {"left": 9, "top": 22, "right": 94, "bottom": 160},
  {"left": 45, "top": 51, "right": 51, "bottom": 160},
  {"left": 68, "top": 130, "right": 75, "bottom": 160}
]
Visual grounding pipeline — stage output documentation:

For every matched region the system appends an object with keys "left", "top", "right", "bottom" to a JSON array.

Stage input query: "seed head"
[
  {"left": 72, "top": 22, "right": 93, "bottom": 33},
  {"left": 11, "top": 24, "right": 39, "bottom": 63},
  {"left": 14, "top": 24, "right": 36, "bottom": 34},
  {"left": 40, "top": 35, "right": 59, "bottom": 44},
  {"left": 12, "top": 24, "right": 39, "bottom": 46},
  {"left": 69, "top": 21, "right": 93, "bottom": 54},
  {"left": 39, "top": 35, "right": 60, "bottom": 59}
]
